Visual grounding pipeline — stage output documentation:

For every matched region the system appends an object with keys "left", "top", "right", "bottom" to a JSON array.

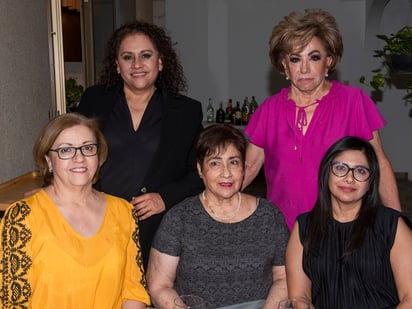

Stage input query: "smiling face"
[
  {"left": 45, "top": 125, "right": 99, "bottom": 189},
  {"left": 197, "top": 143, "right": 244, "bottom": 201},
  {"left": 329, "top": 150, "right": 371, "bottom": 210},
  {"left": 116, "top": 33, "right": 163, "bottom": 93},
  {"left": 282, "top": 36, "right": 332, "bottom": 95}
]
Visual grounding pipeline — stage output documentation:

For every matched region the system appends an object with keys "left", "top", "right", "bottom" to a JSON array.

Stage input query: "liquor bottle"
[
  {"left": 225, "top": 99, "right": 233, "bottom": 124},
  {"left": 216, "top": 101, "right": 225, "bottom": 123},
  {"left": 206, "top": 98, "right": 214, "bottom": 123},
  {"left": 234, "top": 101, "right": 242, "bottom": 125},
  {"left": 241, "top": 96, "right": 250, "bottom": 125},
  {"left": 249, "top": 95, "right": 259, "bottom": 116}
]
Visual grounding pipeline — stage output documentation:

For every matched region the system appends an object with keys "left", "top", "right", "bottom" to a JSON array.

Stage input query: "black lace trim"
[
  {"left": 1, "top": 201, "right": 32, "bottom": 308},
  {"left": 132, "top": 208, "right": 148, "bottom": 290}
]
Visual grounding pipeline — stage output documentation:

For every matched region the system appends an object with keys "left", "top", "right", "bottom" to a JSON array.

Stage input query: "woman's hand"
[{"left": 131, "top": 193, "right": 166, "bottom": 220}]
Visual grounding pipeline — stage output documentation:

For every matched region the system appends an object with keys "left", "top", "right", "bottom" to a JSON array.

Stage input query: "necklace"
[{"left": 202, "top": 191, "right": 242, "bottom": 221}]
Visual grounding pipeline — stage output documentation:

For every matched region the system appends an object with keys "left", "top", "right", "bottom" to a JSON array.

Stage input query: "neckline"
[
  {"left": 198, "top": 195, "right": 259, "bottom": 224},
  {"left": 40, "top": 189, "right": 108, "bottom": 240},
  {"left": 202, "top": 191, "right": 241, "bottom": 221},
  {"left": 284, "top": 80, "right": 337, "bottom": 106}
]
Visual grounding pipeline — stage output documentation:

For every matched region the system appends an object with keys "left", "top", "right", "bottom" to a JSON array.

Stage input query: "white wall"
[{"left": 166, "top": 0, "right": 412, "bottom": 179}]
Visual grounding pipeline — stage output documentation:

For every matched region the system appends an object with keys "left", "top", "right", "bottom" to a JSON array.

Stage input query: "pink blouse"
[{"left": 245, "top": 81, "right": 386, "bottom": 229}]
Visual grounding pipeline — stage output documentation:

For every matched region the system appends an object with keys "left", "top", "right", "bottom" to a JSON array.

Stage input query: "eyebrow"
[
  {"left": 119, "top": 49, "right": 154, "bottom": 54},
  {"left": 290, "top": 49, "right": 322, "bottom": 57},
  {"left": 54, "top": 140, "right": 96, "bottom": 148},
  {"left": 207, "top": 155, "right": 241, "bottom": 161}
]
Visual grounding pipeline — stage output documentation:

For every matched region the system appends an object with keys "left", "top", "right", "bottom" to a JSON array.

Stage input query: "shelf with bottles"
[{"left": 205, "top": 96, "right": 259, "bottom": 128}]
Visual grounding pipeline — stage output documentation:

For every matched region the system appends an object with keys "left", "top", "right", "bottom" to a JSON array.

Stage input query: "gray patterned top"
[{"left": 152, "top": 195, "right": 290, "bottom": 308}]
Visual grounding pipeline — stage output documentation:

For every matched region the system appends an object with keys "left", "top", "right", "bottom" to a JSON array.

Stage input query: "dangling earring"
[
  {"left": 49, "top": 167, "right": 53, "bottom": 173},
  {"left": 325, "top": 72, "right": 329, "bottom": 77},
  {"left": 285, "top": 75, "right": 289, "bottom": 80}
]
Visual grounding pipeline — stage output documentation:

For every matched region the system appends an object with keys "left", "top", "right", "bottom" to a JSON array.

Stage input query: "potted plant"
[
  {"left": 360, "top": 25, "right": 412, "bottom": 114},
  {"left": 65, "top": 77, "right": 84, "bottom": 112}
]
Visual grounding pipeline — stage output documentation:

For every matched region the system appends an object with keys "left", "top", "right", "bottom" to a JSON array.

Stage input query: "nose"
[
  {"left": 220, "top": 164, "right": 232, "bottom": 178},
  {"left": 300, "top": 59, "right": 310, "bottom": 74},
  {"left": 72, "top": 148, "right": 86, "bottom": 161},
  {"left": 132, "top": 57, "right": 142, "bottom": 68},
  {"left": 343, "top": 170, "right": 355, "bottom": 183}
]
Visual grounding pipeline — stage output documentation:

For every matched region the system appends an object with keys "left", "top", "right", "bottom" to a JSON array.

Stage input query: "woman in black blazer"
[{"left": 78, "top": 21, "right": 204, "bottom": 267}]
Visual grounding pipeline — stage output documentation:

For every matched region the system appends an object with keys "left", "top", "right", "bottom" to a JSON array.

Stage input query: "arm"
[
  {"left": 285, "top": 222, "right": 313, "bottom": 304},
  {"left": 122, "top": 300, "right": 146, "bottom": 309},
  {"left": 242, "top": 142, "right": 265, "bottom": 190},
  {"left": 132, "top": 119, "right": 204, "bottom": 220},
  {"left": 369, "top": 131, "right": 401, "bottom": 211},
  {"left": 147, "top": 248, "right": 180, "bottom": 309},
  {"left": 390, "top": 217, "right": 412, "bottom": 308},
  {"left": 262, "top": 266, "right": 288, "bottom": 309}
]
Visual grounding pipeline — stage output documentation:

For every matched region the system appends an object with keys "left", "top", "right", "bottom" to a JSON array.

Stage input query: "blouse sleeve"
[
  {"left": 0, "top": 201, "right": 32, "bottom": 307},
  {"left": 345, "top": 86, "right": 387, "bottom": 139},
  {"left": 151, "top": 205, "right": 184, "bottom": 257},
  {"left": 244, "top": 98, "right": 270, "bottom": 148},
  {"left": 121, "top": 208, "right": 150, "bottom": 305}
]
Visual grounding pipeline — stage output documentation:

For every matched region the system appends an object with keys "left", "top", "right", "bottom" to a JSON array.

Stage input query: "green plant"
[
  {"left": 65, "top": 77, "right": 84, "bottom": 112},
  {"left": 360, "top": 26, "right": 412, "bottom": 106}
]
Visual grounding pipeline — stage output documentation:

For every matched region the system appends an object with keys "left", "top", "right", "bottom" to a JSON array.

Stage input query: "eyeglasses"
[
  {"left": 331, "top": 161, "right": 371, "bottom": 182},
  {"left": 49, "top": 144, "right": 99, "bottom": 160}
]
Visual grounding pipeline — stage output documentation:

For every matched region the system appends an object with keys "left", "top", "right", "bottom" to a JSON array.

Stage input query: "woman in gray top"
[{"left": 147, "top": 124, "right": 290, "bottom": 309}]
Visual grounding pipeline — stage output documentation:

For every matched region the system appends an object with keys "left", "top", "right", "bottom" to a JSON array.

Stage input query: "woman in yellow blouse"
[{"left": 0, "top": 113, "right": 150, "bottom": 309}]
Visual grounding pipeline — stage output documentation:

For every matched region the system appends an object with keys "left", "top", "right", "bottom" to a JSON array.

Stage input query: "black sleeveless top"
[{"left": 297, "top": 207, "right": 402, "bottom": 309}]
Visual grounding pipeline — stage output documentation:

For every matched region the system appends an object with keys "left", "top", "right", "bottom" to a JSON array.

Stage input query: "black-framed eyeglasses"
[
  {"left": 49, "top": 144, "right": 99, "bottom": 160},
  {"left": 331, "top": 161, "right": 371, "bottom": 182}
]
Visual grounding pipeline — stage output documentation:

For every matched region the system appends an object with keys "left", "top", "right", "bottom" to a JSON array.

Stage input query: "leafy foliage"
[
  {"left": 360, "top": 26, "right": 412, "bottom": 106},
  {"left": 65, "top": 78, "right": 84, "bottom": 112}
]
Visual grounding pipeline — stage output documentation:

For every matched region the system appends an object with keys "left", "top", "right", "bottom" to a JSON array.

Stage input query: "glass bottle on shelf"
[
  {"left": 206, "top": 98, "right": 214, "bottom": 123},
  {"left": 234, "top": 101, "right": 242, "bottom": 125},
  {"left": 249, "top": 96, "right": 259, "bottom": 116},
  {"left": 225, "top": 99, "right": 233, "bottom": 124},
  {"left": 241, "top": 96, "right": 250, "bottom": 125},
  {"left": 216, "top": 101, "right": 225, "bottom": 124}
]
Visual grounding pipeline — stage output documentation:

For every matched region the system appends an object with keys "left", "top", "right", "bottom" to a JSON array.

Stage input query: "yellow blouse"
[{"left": 0, "top": 189, "right": 150, "bottom": 308}]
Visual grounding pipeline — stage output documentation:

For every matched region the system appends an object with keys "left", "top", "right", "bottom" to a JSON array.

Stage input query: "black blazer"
[{"left": 78, "top": 83, "right": 205, "bottom": 265}]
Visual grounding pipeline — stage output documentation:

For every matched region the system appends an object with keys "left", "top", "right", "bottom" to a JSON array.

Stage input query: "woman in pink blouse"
[{"left": 243, "top": 9, "right": 400, "bottom": 230}]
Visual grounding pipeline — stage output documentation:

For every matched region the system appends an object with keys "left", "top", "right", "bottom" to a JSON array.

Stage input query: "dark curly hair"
[{"left": 98, "top": 21, "right": 187, "bottom": 96}]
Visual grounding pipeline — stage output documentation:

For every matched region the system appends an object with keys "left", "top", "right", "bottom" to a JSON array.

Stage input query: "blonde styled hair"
[
  {"left": 269, "top": 9, "right": 343, "bottom": 74},
  {"left": 33, "top": 113, "right": 108, "bottom": 186}
]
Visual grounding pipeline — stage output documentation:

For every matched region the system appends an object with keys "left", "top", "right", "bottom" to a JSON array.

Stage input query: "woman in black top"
[
  {"left": 285, "top": 136, "right": 412, "bottom": 309},
  {"left": 78, "top": 21, "right": 204, "bottom": 267}
]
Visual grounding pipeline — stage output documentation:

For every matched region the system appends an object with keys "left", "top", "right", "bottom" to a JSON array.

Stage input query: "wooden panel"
[{"left": 0, "top": 172, "right": 44, "bottom": 211}]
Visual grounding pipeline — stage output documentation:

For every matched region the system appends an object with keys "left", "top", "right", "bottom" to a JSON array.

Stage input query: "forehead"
[
  {"left": 206, "top": 143, "right": 241, "bottom": 159},
  {"left": 333, "top": 150, "right": 368, "bottom": 165},
  {"left": 54, "top": 125, "right": 95, "bottom": 144},
  {"left": 119, "top": 33, "right": 157, "bottom": 52},
  {"left": 292, "top": 36, "right": 327, "bottom": 54}
]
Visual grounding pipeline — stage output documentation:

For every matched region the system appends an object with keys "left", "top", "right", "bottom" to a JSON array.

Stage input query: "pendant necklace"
[{"left": 202, "top": 191, "right": 242, "bottom": 221}]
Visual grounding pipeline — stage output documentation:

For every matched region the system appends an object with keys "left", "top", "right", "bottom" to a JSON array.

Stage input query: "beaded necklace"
[{"left": 202, "top": 191, "right": 242, "bottom": 221}]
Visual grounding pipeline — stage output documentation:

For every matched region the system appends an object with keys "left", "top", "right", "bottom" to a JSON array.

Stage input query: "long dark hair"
[
  {"left": 303, "top": 136, "right": 382, "bottom": 260},
  {"left": 98, "top": 21, "right": 187, "bottom": 96}
]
